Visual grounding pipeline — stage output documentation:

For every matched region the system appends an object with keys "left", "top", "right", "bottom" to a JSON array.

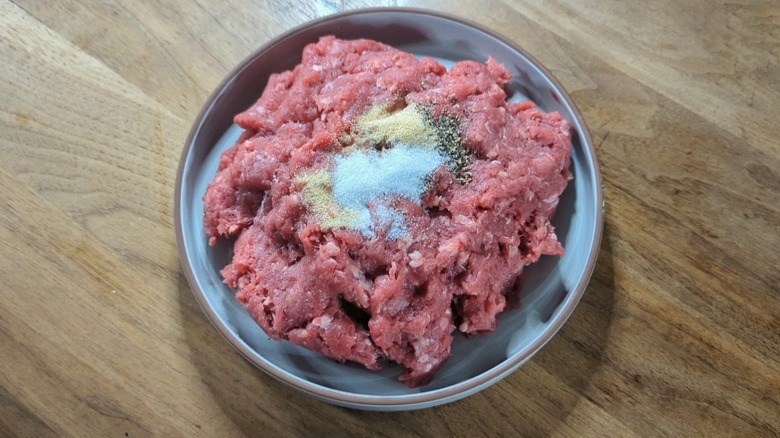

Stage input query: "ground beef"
[{"left": 203, "top": 36, "right": 572, "bottom": 387}]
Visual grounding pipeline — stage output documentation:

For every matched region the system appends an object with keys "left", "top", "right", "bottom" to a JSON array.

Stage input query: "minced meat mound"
[{"left": 203, "top": 36, "right": 572, "bottom": 387}]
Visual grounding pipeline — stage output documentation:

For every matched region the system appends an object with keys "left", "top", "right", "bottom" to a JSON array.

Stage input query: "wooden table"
[{"left": 1, "top": 1, "right": 778, "bottom": 436}]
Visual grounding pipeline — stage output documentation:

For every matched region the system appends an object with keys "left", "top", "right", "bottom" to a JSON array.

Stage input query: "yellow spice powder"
[
  {"left": 296, "top": 169, "right": 359, "bottom": 229},
  {"left": 356, "top": 104, "right": 438, "bottom": 147}
]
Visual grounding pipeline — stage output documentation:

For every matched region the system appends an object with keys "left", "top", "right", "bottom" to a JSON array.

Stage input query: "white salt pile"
[{"left": 332, "top": 143, "right": 445, "bottom": 238}]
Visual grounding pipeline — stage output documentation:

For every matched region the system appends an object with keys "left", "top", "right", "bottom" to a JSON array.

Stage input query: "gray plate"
[{"left": 175, "top": 8, "right": 603, "bottom": 411}]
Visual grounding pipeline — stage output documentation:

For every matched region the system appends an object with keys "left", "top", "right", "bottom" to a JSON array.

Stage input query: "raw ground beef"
[{"left": 203, "top": 36, "right": 572, "bottom": 387}]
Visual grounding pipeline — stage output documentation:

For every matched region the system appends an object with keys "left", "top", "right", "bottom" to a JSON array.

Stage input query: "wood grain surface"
[{"left": 1, "top": 0, "right": 778, "bottom": 436}]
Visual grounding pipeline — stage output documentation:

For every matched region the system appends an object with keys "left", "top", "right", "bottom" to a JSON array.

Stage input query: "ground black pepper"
[{"left": 421, "top": 106, "right": 472, "bottom": 184}]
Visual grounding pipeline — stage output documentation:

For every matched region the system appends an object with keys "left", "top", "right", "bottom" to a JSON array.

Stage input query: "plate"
[{"left": 175, "top": 8, "right": 603, "bottom": 411}]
